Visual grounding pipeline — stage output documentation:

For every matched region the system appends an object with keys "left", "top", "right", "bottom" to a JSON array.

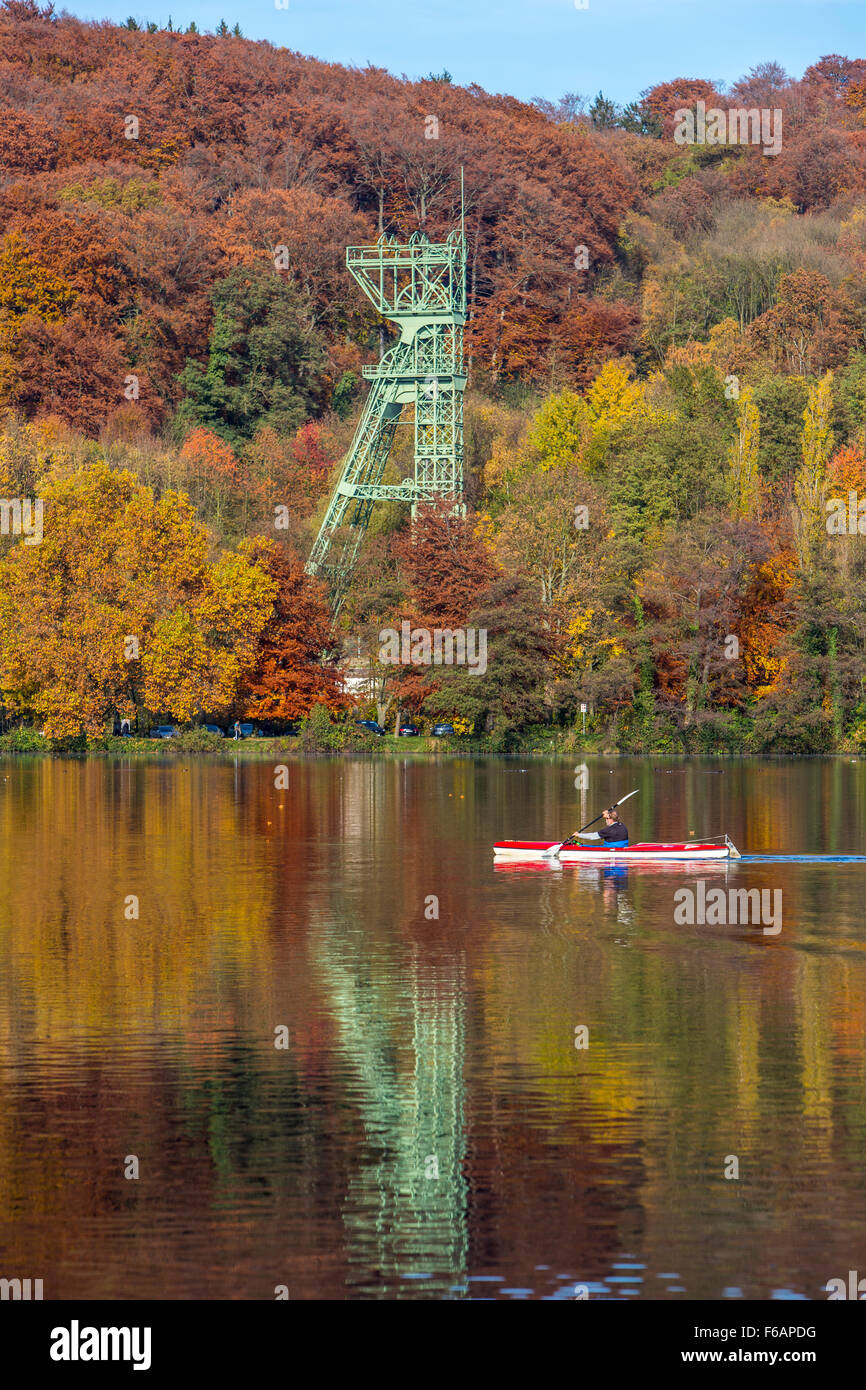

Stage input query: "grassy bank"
[
  {"left": 0, "top": 728, "right": 562, "bottom": 759},
  {"left": 1, "top": 722, "right": 864, "bottom": 760}
]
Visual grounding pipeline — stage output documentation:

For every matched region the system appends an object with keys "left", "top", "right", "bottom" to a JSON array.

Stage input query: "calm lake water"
[{"left": 1, "top": 754, "right": 865, "bottom": 1300}]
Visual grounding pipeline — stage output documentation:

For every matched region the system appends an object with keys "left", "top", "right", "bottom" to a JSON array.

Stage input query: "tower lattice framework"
[{"left": 305, "top": 224, "right": 467, "bottom": 615}]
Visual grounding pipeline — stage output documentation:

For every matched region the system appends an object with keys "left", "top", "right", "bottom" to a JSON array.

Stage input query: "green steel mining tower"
[{"left": 305, "top": 218, "right": 467, "bottom": 615}]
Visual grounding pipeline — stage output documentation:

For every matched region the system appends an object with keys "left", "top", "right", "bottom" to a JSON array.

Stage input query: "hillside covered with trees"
[{"left": 3, "top": 1, "right": 866, "bottom": 749}]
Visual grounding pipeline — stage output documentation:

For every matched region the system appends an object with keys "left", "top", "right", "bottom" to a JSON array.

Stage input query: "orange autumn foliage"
[
  {"left": 739, "top": 549, "right": 796, "bottom": 695},
  {"left": 240, "top": 543, "right": 346, "bottom": 720},
  {"left": 827, "top": 444, "right": 866, "bottom": 497}
]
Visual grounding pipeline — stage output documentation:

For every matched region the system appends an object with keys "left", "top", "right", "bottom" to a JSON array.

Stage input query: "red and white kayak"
[{"left": 493, "top": 839, "right": 738, "bottom": 863}]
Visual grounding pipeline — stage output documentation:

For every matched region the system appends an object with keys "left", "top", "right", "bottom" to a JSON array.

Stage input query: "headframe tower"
[{"left": 306, "top": 183, "right": 467, "bottom": 615}]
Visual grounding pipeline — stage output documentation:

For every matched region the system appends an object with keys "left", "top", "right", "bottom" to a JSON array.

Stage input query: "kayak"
[
  {"left": 493, "top": 839, "right": 738, "bottom": 863},
  {"left": 493, "top": 858, "right": 733, "bottom": 876}
]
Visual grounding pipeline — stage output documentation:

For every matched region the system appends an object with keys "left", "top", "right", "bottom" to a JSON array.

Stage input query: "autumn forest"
[{"left": 3, "top": 2, "right": 866, "bottom": 750}]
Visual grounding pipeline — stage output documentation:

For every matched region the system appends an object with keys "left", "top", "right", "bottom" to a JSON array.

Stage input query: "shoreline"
[{"left": 0, "top": 738, "right": 862, "bottom": 762}]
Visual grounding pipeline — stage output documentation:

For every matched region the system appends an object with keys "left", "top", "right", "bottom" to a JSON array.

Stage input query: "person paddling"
[{"left": 579, "top": 807, "right": 629, "bottom": 848}]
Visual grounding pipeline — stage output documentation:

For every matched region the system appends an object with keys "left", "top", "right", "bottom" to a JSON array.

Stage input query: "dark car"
[
  {"left": 355, "top": 719, "right": 385, "bottom": 736},
  {"left": 203, "top": 724, "right": 224, "bottom": 737},
  {"left": 397, "top": 723, "right": 420, "bottom": 737},
  {"left": 228, "top": 722, "right": 265, "bottom": 739},
  {"left": 149, "top": 725, "right": 179, "bottom": 739},
  {"left": 431, "top": 723, "right": 455, "bottom": 737}
]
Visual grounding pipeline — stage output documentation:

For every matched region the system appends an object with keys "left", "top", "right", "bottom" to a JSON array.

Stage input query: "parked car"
[
  {"left": 355, "top": 719, "right": 385, "bottom": 736},
  {"left": 431, "top": 723, "right": 455, "bottom": 737},
  {"left": 203, "top": 724, "right": 224, "bottom": 737},
  {"left": 397, "top": 723, "right": 420, "bottom": 737},
  {"left": 149, "top": 725, "right": 179, "bottom": 739}
]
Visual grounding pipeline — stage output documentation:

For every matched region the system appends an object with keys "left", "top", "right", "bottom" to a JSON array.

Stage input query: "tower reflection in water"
[{"left": 312, "top": 916, "right": 468, "bottom": 1296}]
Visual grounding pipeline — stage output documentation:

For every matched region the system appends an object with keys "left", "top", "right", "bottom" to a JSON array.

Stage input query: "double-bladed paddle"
[{"left": 542, "top": 787, "right": 640, "bottom": 860}]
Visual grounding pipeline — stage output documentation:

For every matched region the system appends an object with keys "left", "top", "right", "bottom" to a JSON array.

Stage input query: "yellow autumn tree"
[
  {"left": 727, "top": 385, "right": 761, "bottom": 519},
  {"left": 527, "top": 360, "right": 673, "bottom": 472},
  {"left": 0, "top": 231, "right": 76, "bottom": 329},
  {"left": 0, "top": 461, "right": 276, "bottom": 736},
  {"left": 584, "top": 359, "right": 664, "bottom": 430},
  {"left": 526, "top": 388, "right": 589, "bottom": 470},
  {"left": 795, "top": 371, "right": 834, "bottom": 569},
  {"left": 0, "top": 233, "right": 78, "bottom": 405}
]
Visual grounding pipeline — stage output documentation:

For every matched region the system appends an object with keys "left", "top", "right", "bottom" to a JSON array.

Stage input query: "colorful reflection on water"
[{"left": 0, "top": 755, "right": 865, "bottom": 1299}]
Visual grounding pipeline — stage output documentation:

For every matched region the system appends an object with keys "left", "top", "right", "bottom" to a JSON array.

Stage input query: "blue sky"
[{"left": 62, "top": 0, "right": 866, "bottom": 104}]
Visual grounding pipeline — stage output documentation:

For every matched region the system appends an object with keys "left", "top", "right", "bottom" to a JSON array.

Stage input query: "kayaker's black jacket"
[{"left": 599, "top": 821, "right": 629, "bottom": 843}]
